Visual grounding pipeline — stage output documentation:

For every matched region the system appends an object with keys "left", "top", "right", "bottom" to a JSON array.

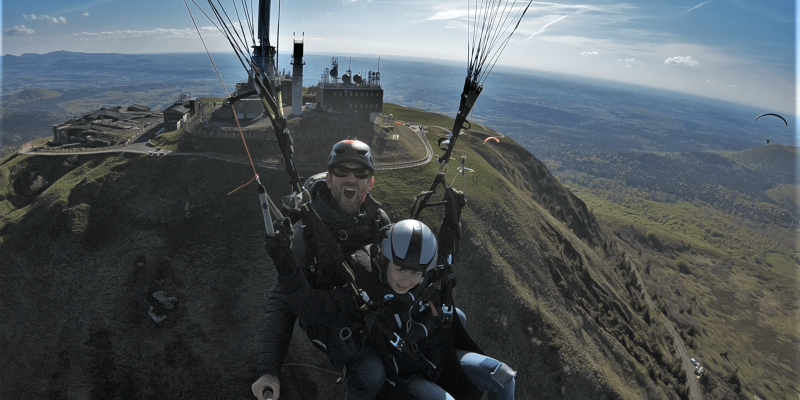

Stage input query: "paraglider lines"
[{"left": 467, "top": 0, "right": 533, "bottom": 86}]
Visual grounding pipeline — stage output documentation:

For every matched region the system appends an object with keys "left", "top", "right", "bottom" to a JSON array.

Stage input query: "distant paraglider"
[
  {"left": 754, "top": 113, "right": 788, "bottom": 127},
  {"left": 483, "top": 136, "right": 500, "bottom": 144}
]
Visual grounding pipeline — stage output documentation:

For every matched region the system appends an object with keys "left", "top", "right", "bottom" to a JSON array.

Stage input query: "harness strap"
[{"left": 368, "top": 311, "right": 438, "bottom": 378}]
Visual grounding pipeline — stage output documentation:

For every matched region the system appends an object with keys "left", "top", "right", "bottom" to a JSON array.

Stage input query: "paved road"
[{"left": 642, "top": 276, "right": 702, "bottom": 400}]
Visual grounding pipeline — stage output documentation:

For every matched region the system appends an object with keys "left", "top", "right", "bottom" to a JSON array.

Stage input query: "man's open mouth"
[{"left": 343, "top": 187, "right": 356, "bottom": 200}]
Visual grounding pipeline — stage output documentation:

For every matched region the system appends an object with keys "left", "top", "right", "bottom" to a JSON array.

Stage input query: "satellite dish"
[
  {"left": 353, "top": 74, "right": 362, "bottom": 84},
  {"left": 330, "top": 67, "right": 338, "bottom": 78},
  {"left": 342, "top": 73, "right": 351, "bottom": 84}
]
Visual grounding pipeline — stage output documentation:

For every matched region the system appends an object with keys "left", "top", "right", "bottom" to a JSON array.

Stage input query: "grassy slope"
[
  {"left": 381, "top": 106, "right": 685, "bottom": 400},
  {"left": 565, "top": 181, "right": 799, "bottom": 399},
  {"left": 1, "top": 104, "right": 769, "bottom": 399}
]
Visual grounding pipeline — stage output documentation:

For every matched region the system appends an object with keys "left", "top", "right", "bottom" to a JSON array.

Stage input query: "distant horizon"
[
  {"left": 3, "top": 49, "right": 796, "bottom": 119},
  {"left": 3, "top": 0, "right": 795, "bottom": 118}
]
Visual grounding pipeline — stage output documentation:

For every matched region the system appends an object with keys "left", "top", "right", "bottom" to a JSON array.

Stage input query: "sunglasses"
[{"left": 330, "top": 165, "right": 371, "bottom": 179}]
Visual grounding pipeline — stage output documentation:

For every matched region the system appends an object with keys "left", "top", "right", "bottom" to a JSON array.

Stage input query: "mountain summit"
[{"left": 2, "top": 109, "right": 698, "bottom": 399}]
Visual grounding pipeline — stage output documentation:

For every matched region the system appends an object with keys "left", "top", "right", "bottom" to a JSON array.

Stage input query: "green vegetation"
[
  {"left": 383, "top": 103, "right": 497, "bottom": 134},
  {"left": 563, "top": 179, "right": 798, "bottom": 400},
  {"left": 675, "top": 259, "right": 691, "bottom": 275},
  {"left": 766, "top": 183, "right": 799, "bottom": 207},
  {"left": 764, "top": 252, "right": 798, "bottom": 279},
  {"left": 151, "top": 128, "right": 183, "bottom": 151},
  {"left": 4, "top": 88, "right": 61, "bottom": 105},
  {"left": 565, "top": 184, "right": 793, "bottom": 260},
  {"left": 1, "top": 102, "right": 794, "bottom": 399},
  {"left": 371, "top": 114, "right": 428, "bottom": 163}
]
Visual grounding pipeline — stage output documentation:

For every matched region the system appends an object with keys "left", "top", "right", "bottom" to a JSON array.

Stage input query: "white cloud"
[
  {"left": 687, "top": 0, "right": 714, "bottom": 13},
  {"left": 580, "top": 51, "right": 598, "bottom": 55},
  {"left": 664, "top": 56, "right": 698, "bottom": 66},
  {"left": 71, "top": 28, "right": 203, "bottom": 40},
  {"left": 425, "top": 9, "right": 467, "bottom": 21},
  {"left": 625, "top": 58, "right": 635, "bottom": 62},
  {"left": 4, "top": 25, "right": 35, "bottom": 36},
  {"left": 23, "top": 14, "right": 66, "bottom": 23},
  {"left": 83, "top": 12, "right": 90, "bottom": 17}
]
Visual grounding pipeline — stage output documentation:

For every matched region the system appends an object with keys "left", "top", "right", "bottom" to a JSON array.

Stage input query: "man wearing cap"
[{"left": 252, "top": 140, "right": 390, "bottom": 400}]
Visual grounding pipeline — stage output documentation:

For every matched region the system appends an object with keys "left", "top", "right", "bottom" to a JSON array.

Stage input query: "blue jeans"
[
  {"left": 401, "top": 353, "right": 515, "bottom": 400},
  {"left": 457, "top": 350, "right": 516, "bottom": 400},
  {"left": 456, "top": 309, "right": 515, "bottom": 400},
  {"left": 404, "top": 376, "right": 454, "bottom": 400},
  {"left": 344, "top": 350, "right": 386, "bottom": 400},
  {"left": 325, "top": 327, "right": 386, "bottom": 400}
]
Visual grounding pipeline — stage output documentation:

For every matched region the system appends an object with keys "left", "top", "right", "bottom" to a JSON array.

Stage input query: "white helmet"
[{"left": 381, "top": 219, "right": 438, "bottom": 273}]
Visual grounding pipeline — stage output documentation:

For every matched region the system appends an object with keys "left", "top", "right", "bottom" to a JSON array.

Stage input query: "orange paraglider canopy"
[{"left": 483, "top": 136, "right": 500, "bottom": 144}]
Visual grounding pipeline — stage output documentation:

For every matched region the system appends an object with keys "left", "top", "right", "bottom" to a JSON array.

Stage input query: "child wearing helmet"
[
  {"left": 265, "top": 218, "right": 516, "bottom": 400},
  {"left": 369, "top": 220, "right": 515, "bottom": 400}
]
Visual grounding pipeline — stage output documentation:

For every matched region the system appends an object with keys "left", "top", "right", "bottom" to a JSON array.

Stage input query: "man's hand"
[
  {"left": 265, "top": 218, "right": 294, "bottom": 275},
  {"left": 252, "top": 374, "right": 281, "bottom": 400}
]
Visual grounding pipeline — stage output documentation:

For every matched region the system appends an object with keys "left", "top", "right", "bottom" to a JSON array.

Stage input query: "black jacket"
[
  {"left": 275, "top": 258, "right": 484, "bottom": 400},
  {"left": 256, "top": 180, "right": 389, "bottom": 377}
]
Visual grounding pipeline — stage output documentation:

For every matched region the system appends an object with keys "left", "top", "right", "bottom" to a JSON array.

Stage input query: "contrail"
[
  {"left": 686, "top": 0, "right": 713, "bottom": 13},
  {"left": 522, "top": 11, "right": 581, "bottom": 42}
]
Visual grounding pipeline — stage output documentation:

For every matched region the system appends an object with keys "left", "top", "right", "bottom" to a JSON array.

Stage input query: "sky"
[{"left": 1, "top": 0, "right": 797, "bottom": 115}]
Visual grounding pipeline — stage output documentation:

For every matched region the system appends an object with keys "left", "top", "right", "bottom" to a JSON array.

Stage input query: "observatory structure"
[{"left": 316, "top": 56, "right": 383, "bottom": 121}]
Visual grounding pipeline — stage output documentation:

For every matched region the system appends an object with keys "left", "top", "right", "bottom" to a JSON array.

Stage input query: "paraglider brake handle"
[{"left": 262, "top": 387, "right": 274, "bottom": 400}]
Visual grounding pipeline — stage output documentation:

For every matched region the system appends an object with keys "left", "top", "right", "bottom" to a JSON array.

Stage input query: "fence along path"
[{"left": 18, "top": 120, "right": 434, "bottom": 172}]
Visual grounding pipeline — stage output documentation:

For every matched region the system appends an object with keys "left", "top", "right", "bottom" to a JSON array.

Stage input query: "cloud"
[
  {"left": 4, "top": 25, "right": 35, "bottom": 36},
  {"left": 71, "top": 28, "right": 204, "bottom": 40},
  {"left": 23, "top": 14, "right": 66, "bottom": 24},
  {"left": 83, "top": 12, "right": 90, "bottom": 17},
  {"left": 580, "top": 51, "right": 598, "bottom": 55},
  {"left": 686, "top": 0, "right": 713, "bottom": 13},
  {"left": 523, "top": 13, "right": 574, "bottom": 41},
  {"left": 664, "top": 56, "right": 698, "bottom": 66},
  {"left": 425, "top": 9, "right": 467, "bottom": 21},
  {"left": 625, "top": 58, "right": 635, "bottom": 62}
]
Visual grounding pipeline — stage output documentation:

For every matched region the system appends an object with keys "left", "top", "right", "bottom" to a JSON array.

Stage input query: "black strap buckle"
[
  {"left": 390, "top": 333, "right": 405, "bottom": 351},
  {"left": 441, "top": 304, "right": 454, "bottom": 326}
]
